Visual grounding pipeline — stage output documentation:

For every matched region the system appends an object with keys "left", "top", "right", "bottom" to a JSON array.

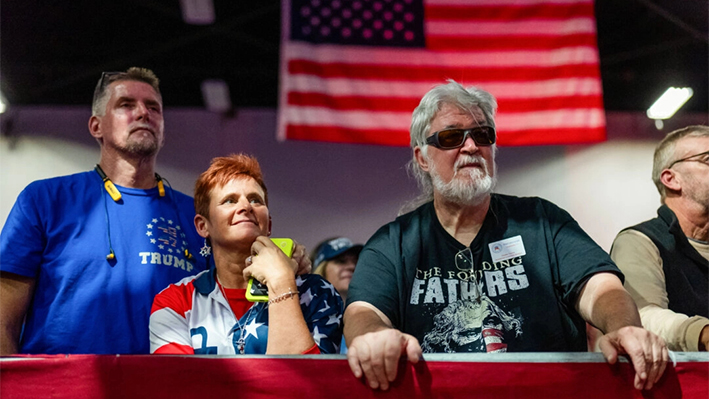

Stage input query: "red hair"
[{"left": 194, "top": 153, "right": 268, "bottom": 218}]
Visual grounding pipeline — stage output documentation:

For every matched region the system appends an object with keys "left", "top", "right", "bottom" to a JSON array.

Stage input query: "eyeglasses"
[
  {"left": 455, "top": 247, "right": 482, "bottom": 301},
  {"left": 93, "top": 71, "right": 126, "bottom": 100},
  {"left": 425, "top": 125, "right": 496, "bottom": 149},
  {"left": 668, "top": 149, "right": 709, "bottom": 169},
  {"left": 98, "top": 71, "right": 125, "bottom": 89}
]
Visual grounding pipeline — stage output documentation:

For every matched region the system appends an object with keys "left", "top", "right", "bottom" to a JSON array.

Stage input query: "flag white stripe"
[
  {"left": 426, "top": 18, "right": 596, "bottom": 36},
  {"left": 286, "top": 75, "right": 602, "bottom": 99},
  {"left": 283, "top": 106, "right": 605, "bottom": 131},
  {"left": 284, "top": 107, "right": 412, "bottom": 130},
  {"left": 285, "top": 43, "right": 599, "bottom": 67}
]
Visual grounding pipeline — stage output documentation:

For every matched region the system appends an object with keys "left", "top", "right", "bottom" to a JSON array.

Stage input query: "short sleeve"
[
  {"left": 0, "top": 184, "right": 46, "bottom": 277},
  {"left": 543, "top": 200, "right": 623, "bottom": 306},
  {"left": 347, "top": 224, "right": 403, "bottom": 327},
  {"left": 298, "top": 275, "right": 344, "bottom": 354}
]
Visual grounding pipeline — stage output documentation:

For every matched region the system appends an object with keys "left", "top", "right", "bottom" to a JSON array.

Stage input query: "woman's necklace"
[{"left": 217, "top": 275, "right": 257, "bottom": 354}]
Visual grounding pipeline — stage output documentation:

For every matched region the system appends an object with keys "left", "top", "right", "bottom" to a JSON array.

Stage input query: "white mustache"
[{"left": 455, "top": 155, "right": 488, "bottom": 172}]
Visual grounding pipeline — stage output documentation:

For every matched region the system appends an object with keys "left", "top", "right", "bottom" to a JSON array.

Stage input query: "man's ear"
[
  {"left": 414, "top": 147, "right": 430, "bottom": 172},
  {"left": 89, "top": 116, "right": 102, "bottom": 140},
  {"left": 194, "top": 214, "right": 210, "bottom": 239},
  {"left": 660, "top": 169, "right": 682, "bottom": 193}
]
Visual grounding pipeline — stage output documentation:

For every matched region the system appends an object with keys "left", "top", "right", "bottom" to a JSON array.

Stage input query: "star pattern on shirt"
[
  {"left": 244, "top": 319, "right": 264, "bottom": 340},
  {"left": 311, "top": 326, "right": 328, "bottom": 347},
  {"left": 147, "top": 223, "right": 153, "bottom": 229},
  {"left": 300, "top": 288, "right": 316, "bottom": 306},
  {"left": 152, "top": 218, "right": 158, "bottom": 223},
  {"left": 295, "top": 275, "right": 305, "bottom": 287},
  {"left": 146, "top": 231, "right": 153, "bottom": 237},
  {"left": 150, "top": 239, "right": 156, "bottom": 244},
  {"left": 320, "top": 280, "right": 337, "bottom": 296},
  {"left": 318, "top": 301, "right": 331, "bottom": 313},
  {"left": 158, "top": 244, "right": 165, "bottom": 250},
  {"left": 326, "top": 313, "right": 342, "bottom": 326},
  {"left": 168, "top": 220, "right": 173, "bottom": 225}
]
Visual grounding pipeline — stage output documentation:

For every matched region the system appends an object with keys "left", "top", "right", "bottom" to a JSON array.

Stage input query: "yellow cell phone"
[{"left": 245, "top": 238, "right": 295, "bottom": 302}]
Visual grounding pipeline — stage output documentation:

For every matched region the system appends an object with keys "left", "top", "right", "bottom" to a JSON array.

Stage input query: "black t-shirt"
[{"left": 348, "top": 194, "right": 622, "bottom": 352}]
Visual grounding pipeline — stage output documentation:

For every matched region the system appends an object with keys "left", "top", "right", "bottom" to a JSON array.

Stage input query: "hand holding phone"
[{"left": 245, "top": 238, "right": 295, "bottom": 302}]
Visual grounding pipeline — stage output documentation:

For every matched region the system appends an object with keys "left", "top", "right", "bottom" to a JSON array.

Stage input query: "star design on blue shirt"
[
  {"left": 147, "top": 223, "right": 153, "bottom": 229},
  {"left": 146, "top": 231, "right": 153, "bottom": 237},
  {"left": 320, "top": 280, "right": 336, "bottom": 296},
  {"left": 176, "top": 226, "right": 181, "bottom": 231},
  {"left": 300, "top": 288, "right": 315, "bottom": 306},
  {"left": 318, "top": 301, "right": 331, "bottom": 313},
  {"left": 158, "top": 244, "right": 164, "bottom": 250},
  {"left": 295, "top": 276, "right": 305, "bottom": 287},
  {"left": 150, "top": 238, "right": 156, "bottom": 244},
  {"left": 244, "top": 318, "right": 264, "bottom": 340},
  {"left": 168, "top": 220, "right": 173, "bottom": 225},
  {"left": 311, "top": 326, "right": 327, "bottom": 347},
  {"left": 152, "top": 218, "right": 158, "bottom": 223},
  {"left": 326, "top": 313, "right": 342, "bottom": 326}
]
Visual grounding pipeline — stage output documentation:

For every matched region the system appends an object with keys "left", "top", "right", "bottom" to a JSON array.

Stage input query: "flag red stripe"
[
  {"left": 286, "top": 124, "right": 606, "bottom": 146},
  {"left": 425, "top": 3, "right": 594, "bottom": 21},
  {"left": 427, "top": 34, "right": 598, "bottom": 51},
  {"left": 287, "top": 125, "right": 410, "bottom": 146},
  {"left": 288, "top": 92, "right": 603, "bottom": 113}
]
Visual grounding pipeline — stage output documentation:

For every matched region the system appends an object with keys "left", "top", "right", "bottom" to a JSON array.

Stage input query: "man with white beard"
[{"left": 343, "top": 80, "right": 668, "bottom": 391}]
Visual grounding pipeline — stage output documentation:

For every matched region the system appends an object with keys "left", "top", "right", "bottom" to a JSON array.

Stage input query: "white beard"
[{"left": 430, "top": 154, "right": 497, "bottom": 205}]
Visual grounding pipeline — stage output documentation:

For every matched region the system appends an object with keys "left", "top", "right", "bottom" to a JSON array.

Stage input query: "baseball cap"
[{"left": 313, "top": 237, "right": 363, "bottom": 268}]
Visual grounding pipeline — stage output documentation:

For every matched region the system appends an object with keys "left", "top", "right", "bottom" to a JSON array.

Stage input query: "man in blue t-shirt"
[
  {"left": 344, "top": 80, "right": 668, "bottom": 391},
  {"left": 0, "top": 68, "right": 208, "bottom": 354}
]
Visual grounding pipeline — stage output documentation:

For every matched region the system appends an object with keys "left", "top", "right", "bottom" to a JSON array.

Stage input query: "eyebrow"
[{"left": 114, "top": 96, "right": 162, "bottom": 107}]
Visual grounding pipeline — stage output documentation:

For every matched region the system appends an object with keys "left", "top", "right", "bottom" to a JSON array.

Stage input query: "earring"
[{"left": 200, "top": 239, "right": 212, "bottom": 257}]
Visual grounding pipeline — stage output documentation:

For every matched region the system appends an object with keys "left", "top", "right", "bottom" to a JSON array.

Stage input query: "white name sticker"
[{"left": 488, "top": 235, "right": 526, "bottom": 263}]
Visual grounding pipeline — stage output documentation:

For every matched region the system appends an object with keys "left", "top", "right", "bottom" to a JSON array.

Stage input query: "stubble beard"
[
  {"left": 118, "top": 129, "right": 162, "bottom": 158},
  {"left": 429, "top": 155, "right": 497, "bottom": 206},
  {"left": 683, "top": 174, "right": 709, "bottom": 211}
]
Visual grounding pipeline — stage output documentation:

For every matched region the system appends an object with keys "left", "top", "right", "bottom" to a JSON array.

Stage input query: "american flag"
[{"left": 278, "top": 0, "right": 605, "bottom": 146}]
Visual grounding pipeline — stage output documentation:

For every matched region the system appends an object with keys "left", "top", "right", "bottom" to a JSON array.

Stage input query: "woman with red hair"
[{"left": 149, "top": 154, "right": 343, "bottom": 354}]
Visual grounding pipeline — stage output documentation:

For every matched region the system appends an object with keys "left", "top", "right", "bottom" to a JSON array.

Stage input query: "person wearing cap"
[
  {"left": 312, "top": 237, "right": 364, "bottom": 304},
  {"left": 311, "top": 237, "right": 363, "bottom": 354}
]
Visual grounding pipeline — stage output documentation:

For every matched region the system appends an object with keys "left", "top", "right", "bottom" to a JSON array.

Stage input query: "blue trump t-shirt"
[{"left": 0, "top": 171, "right": 207, "bottom": 354}]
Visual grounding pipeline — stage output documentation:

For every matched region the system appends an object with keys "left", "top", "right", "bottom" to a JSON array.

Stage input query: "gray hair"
[
  {"left": 402, "top": 80, "right": 498, "bottom": 213},
  {"left": 91, "top": 67, "right": 161, "bottom": 116},
  {"left": 652, "top": 125, "right": 709, "bottom": 201}
]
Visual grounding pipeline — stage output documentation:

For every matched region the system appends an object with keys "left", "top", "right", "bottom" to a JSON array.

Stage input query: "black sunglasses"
[
  {"left": 93, "top": 71, "right": 126, "bottom": 100},
  {"left": 668, "top": 149, "right": 709, "bottom": 169},
  {"left": 425, "top": 125, "right": 496, "bottom": 149}
]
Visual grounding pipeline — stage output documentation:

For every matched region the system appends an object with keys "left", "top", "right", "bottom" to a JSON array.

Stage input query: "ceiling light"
[
  {"left": 646, "top": 87, "right": 694, "bottom": 120},
  {"left": 0, "top": 94, "right": 6, "bottom": 114},
  {"left": 201, "top": 79, "right": 232, "bottom": 113},
  {"left": 180, "top": 0, "right": 215, "bottom": 25}
]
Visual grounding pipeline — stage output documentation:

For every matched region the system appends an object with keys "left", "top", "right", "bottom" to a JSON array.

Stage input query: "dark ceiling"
[{"left": 1, "top": 0, "right": 707, "bottom": 113}]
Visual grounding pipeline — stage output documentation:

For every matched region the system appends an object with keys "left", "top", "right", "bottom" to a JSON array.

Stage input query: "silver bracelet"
[{"left": 267, "top": 288, "right": 299, "bottom": 305}]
